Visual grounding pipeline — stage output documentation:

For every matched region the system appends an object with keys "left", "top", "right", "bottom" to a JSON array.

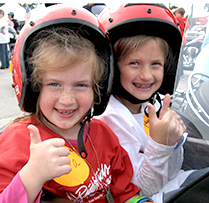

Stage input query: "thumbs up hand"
[
  {"left": 147, "top": 94, "right": 186, "bottom": 146},
  {"left": 27, "top": 124, "right": 72, "bottom": 184},
  {"left": 19, "top": 125, "right": 71, "bottom": 202}
]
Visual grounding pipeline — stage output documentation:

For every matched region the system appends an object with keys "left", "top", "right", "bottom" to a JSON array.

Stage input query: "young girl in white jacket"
[{"left": 96, "top": 3, "right": 196, "bottom": 202}]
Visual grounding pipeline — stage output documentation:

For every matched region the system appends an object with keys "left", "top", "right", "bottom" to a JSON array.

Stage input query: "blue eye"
[
  {"left": 152, "top": 61, "right": 164, "bottom": 66},
  {"left": 129, "top": 61, "right": 138, "bottom": 65},
  {"left": 49, "top": 83, "right": 59, "bottom": 87},
  {"left": 76, "top": 84, "right": 86, "bottom": 87}
]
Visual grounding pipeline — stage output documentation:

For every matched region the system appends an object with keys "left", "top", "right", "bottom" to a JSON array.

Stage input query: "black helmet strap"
[{"left": 77, "top": 119, "right": 88, "bottom": 159}]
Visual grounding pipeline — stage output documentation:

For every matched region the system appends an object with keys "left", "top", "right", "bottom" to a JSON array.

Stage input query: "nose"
[
  {"left": 59, "top": 87, "right": 76, "bottom": 105},
  {"left": 138, "top": 65, "right": 152, "bottom": 81}
]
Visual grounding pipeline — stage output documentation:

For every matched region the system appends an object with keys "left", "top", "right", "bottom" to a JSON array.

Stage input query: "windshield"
[{"left": 170, "top": 3, "right": 209, "bottom": 171}]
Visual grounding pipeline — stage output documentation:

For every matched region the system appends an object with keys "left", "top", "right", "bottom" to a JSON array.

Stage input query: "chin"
[
  {"left": 136, "top": 93, "right": 154, "bottom": 101},
  {"left": 58, "top": 124, "right": 74, "bottom": 130},
  {"left": 48, "top": 120, "right": 72, "bottom": 130}
]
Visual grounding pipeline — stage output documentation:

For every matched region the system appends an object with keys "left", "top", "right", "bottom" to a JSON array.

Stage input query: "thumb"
[
  {"left": 147, "top": 102, "right": 158, "bottom": 124},
  {"left": 28, "top": 124, "right": 42, "bottom": 146}
]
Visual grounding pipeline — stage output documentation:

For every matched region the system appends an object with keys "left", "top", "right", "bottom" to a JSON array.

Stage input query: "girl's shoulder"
[
  {"left": 0, "top": 116, "right": 40, "bottom": 140},
  {"left": 1, "top": 119, "right": 31, "bottom": 133},
  {"left": 89, "top": 119, "right": 124, "bottom": 153},
  {"left": 90, "top": 118, "right": 111, "bottom": 130},
  {"left": 0, "top": 118, "right": 33, "bottom": 151},
  {"left": 90, "top": 118, "right": 119, "bottom": 140}
]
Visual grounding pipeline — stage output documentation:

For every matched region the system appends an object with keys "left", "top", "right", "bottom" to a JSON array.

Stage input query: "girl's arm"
[
  {"left": 148, "top": 94, "right": 186, "bottom": 180},
  {"left": 138, "top": 94, "right": 186, "bottom": 196},
  {"left": 138, "top": 136, "right": 175, "bottom": 196},
  {"left": 19, "top": 125, "right": 72, "bottom": 203},
  {"left": 0, "top": 172, "right": 41, "bottom": 203}
]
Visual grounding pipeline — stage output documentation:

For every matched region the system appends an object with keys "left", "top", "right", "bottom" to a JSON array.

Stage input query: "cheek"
[
  {"left": 119, "top": 66, "right": 129, "bottom": 80},
  {"left": 159, "top": 69, "right": 164, "bottom": 83},
  {"left": 120, "top": 68, "right": 135, "bottom": 87},
  {"left": 39, "top": 90, "right": 57, "bottom": 110},
  {"left": 38, "top": 95, "right": 47, "bottom": 114},
  {"left": 155, "top": 69, "right": 164, "bottom": 87},
  {"left": 77, "top": 89, "right": 94, "bottom": 108}
]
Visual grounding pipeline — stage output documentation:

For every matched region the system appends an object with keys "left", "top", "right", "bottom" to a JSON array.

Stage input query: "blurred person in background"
[
  {"left": 0, "top": 9, "right": 9, "bottom": 69},
  {"left": 83, "top": 3, "right": 106, "bottom": 17},
  {"left": 8, "top": 12, "right": 19, "bottom": 34},
  {"left": 174, "top": 7, "right": 191, "bottom": 37},
  {"left": 174, "top": 7, "right": 191, "bottom": 83}
]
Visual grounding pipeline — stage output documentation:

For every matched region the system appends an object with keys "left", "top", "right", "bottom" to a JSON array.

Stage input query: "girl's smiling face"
[
  {"left": 39, "top": 60, "right": 94, "bottom": 138},
  {"left": 118, "top": 39, "right": 165, "bottom": 102}
]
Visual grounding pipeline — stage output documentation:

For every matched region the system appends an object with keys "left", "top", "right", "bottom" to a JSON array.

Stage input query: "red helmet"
[
  {"left": 12, "top": 5, "right": 113, "bottom": 115},
  {"left": 99, "top": 3, "right": 182, "bottom": 95}
]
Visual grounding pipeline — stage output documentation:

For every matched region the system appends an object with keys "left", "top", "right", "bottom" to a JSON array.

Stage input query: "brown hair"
[
  {"left": 113, "top": 35, "right": 169, "bottom": 63},
  {"left": 174, "top": 7, "right": 185, "bottom": 17}
]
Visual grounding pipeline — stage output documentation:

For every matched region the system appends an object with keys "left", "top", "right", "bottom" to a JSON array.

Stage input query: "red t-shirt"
[
  {"left": 176, "top": 16, "right": 191, "bottom": 37},
  {"left": 0, "top": 117, "right": 139, "bottom": 202}
]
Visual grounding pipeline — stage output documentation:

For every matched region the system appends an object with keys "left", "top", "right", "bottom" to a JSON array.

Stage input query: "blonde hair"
[
  {"left": 13, "top": 27, "right": 106, "bottom": 124},
  {"left": 113, "top": 35, "right": 169, "bottom": 63},
  {"left": 30, "top": 28, "right": 105, "bottom": 96}
]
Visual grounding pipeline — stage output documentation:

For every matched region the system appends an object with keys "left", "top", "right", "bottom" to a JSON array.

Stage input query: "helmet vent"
[
  {"left": 147, "top": 8, "right": 152, "bottom": 14},
  {"left": 30, "top": 21, "right": 35, "bottom": 26},
  {"left": 109, "top": 18, "right": 113, "bottom": 23},
  {"left": 71, "top": 9, "right": 77, "bottom": 15}
]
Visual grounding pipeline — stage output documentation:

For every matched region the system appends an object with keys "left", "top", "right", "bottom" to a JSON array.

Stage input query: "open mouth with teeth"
[
  {"left": 133, "top": 83, "right": 153, "bottom": 88},
  {"left": 56, "top": 109, "right": 75, "bottom": 115}
]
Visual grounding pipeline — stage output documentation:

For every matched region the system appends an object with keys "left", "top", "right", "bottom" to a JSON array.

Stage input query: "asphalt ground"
[{"left": 0, "top": 68, "right": 23, "bottom": 128}]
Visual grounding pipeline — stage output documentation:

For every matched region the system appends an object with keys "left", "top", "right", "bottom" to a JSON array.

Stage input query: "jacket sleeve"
[
  {"left": 137, "top": 136, "right": 176, "bottom": 196},
  {"left": 168, "top": 145, "right": 184, "bottom": 180},
  {"left": 0, "top": 172, "right": 42, "bottom": 203}
]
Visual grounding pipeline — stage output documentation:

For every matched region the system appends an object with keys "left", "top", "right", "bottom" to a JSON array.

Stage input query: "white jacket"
[{"left": 96, "top": 95, "right": 193, "bottom": 202}]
